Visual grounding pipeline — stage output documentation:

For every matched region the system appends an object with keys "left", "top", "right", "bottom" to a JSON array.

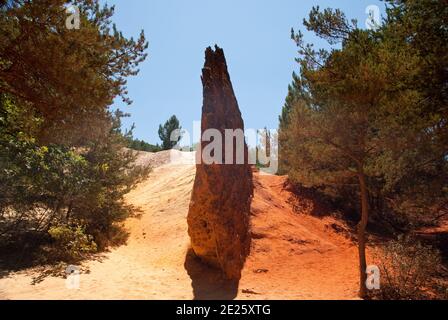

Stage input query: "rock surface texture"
[{"left": 187, "top": 46, "right": 253, "bottom": 280}]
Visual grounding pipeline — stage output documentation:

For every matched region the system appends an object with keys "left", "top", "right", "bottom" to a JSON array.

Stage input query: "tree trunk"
[{"left": 357, "top": 170, "right": 369, "bottom": 299}]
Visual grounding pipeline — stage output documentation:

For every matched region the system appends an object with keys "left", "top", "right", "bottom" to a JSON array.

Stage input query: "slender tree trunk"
[
  {"left": 357, "top": 169, "right": 369, "bottom": 299},
  {"left": 66, "top": 200, "right": 73, "bottom": 221}
]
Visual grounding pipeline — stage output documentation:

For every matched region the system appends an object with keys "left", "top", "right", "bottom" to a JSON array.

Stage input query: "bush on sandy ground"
[
  {"left": 48, "top": 225, "right": 97, "bottom": 261},
  {"left": 372, "top": 236, "right": 446, "bottom": 300},
  {"left": 0, "top": 99, "right": 150, "bottom": 263}
]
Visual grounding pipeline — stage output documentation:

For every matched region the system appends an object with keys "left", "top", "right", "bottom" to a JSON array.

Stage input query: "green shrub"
[
  {"left": 48, "top": 225, "right": 97, "bottom": 260},
  {"left": 1, "top": 97, "right": 150, "bottom": 257}
]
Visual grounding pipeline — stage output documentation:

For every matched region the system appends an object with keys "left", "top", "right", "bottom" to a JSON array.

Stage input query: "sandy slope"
[{"left": 0, "top": 151, "right": 361, "bottom": 300}]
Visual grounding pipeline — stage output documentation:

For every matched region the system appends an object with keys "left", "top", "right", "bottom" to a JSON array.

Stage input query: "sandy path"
[
  {"left": 0, "top": 163, "right": 196, "bottom": 299},
  {"left": 0, "top": 154, "right": 361, "bottom": 300}
]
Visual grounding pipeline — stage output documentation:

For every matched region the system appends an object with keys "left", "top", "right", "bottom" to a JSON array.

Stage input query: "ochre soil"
[{"left": 0, "top": 152, "right": 364, "bottom": 300}]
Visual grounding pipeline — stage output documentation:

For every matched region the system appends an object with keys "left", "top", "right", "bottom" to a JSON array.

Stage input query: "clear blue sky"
[{"left": 104, "top": 0, "right": 385, "bottom": 145}]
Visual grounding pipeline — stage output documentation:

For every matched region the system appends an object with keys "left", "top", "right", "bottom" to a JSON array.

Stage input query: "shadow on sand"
[{"left": 184, "top": 248, "right": 239, "bottom": 300}]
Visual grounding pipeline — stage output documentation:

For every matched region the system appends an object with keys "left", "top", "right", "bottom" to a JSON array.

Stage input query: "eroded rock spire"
[{"left": 187, "top": 45, "right": 253, "bottom": 279}]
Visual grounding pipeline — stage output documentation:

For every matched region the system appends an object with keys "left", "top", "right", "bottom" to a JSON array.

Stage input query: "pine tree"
[
  {"left": 0, "top": 1, "right": 150, "bottom": 258},
  {"left": 283, "top": 3, "right": 447, "bottom": 297},
  {"left": 0, "top": 0, "right": 148, "bottom": 145},
  {"left": 158, "top": 115, "right": 182, "bottom": 150}
]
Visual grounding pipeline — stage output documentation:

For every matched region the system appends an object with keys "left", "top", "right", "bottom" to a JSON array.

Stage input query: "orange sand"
[{"left": 0, "top": 151, "right": 362, "bottom": 300}]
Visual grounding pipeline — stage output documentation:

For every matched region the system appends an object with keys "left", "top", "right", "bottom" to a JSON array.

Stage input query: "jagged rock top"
[{"left": 200, "top": 45, "right": 243, "bottom": 136}]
